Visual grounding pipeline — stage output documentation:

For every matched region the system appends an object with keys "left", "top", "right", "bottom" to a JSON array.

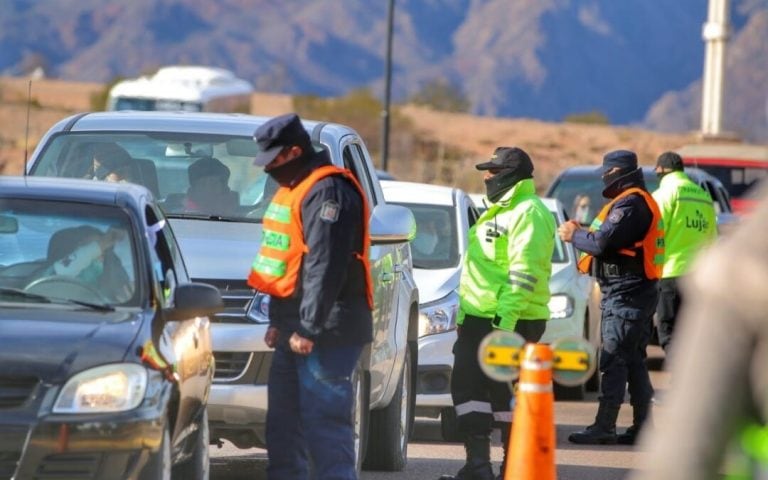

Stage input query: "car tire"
[
  {"left": 554, "top": 382, "right": 585, "bottom": 401},
  {"left": 172, "top": 409, "right": 210, "bottom": 480},
  {"left": 363, "top": 348, "right": 411, "bottom": 471},
  {"left": 140, "top": 424, "right": 171, "bottom": 480},
  {"left": 440, "top": 407, "right": 462, "bottom": 443},
  {"left": 352, "top": 363, "right": 370, "bottom": 474}
]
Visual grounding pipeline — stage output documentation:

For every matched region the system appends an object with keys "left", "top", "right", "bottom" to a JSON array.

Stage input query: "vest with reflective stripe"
[
  {"left": 577, "top": 188, "right": 664, "bottom": 280},
  {"left": 248, "top": 165, "right": 373, "bottom": 308}
]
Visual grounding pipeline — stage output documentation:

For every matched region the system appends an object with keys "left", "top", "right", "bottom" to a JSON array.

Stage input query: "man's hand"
[
  {"left": 289, "top": 332, "right": 314, "bottom": 356},
  {"left": 264, "top": 326, "right": 280, "bottom": 349},
  {"left": 558, "top": 219, "right": 581, "bottom": 243}
]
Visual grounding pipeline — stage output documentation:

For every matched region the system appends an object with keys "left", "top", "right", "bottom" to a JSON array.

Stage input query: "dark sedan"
[{"left": 0, "top": 177, "right": 221, "bottom": 479}]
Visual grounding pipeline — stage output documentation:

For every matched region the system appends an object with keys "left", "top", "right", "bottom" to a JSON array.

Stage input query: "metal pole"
[
  {"left": 381, "top": 0, "right": 394, "bottom": 171},
  {"left": 700, "top": 0, "right": 730, "bottom": 137}
]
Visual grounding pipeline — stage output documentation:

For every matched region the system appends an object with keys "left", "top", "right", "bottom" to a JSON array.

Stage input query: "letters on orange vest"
[
  {"left": 248, "top": 165, "right": 374, "bottom": 309},
  {"left": 576, "top": 188, "right": 664, "bottom": 280}
]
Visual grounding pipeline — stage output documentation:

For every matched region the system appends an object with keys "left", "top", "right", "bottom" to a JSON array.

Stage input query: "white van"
[{"left": 107, "top": 65, "right": 253, "bottom": 113}]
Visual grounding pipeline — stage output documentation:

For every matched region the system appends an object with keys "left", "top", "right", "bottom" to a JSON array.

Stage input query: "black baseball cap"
[
  {"left": 656, "top": 151, "right": 684, "bottom": 171},
  {"left": 599, "top": 149, "right": 638, "bottom": 174},
  {"left": 475, "top": 147, "right": 534, "bottom": 176},
  {"left": 252, "top": 113, "right": 312, "bottom": 166}
]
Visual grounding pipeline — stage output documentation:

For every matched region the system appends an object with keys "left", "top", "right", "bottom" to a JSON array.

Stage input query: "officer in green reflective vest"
[
  {"left": 652, "top": 151, "right": 717, "bottom": 354},
  {"left": 438, "top": 146, "right": 555, "bottom": 480}
]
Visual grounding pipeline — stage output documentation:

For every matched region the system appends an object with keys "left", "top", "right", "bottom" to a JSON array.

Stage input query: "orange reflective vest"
[
  {"left": 577, "top": 188, "right": 664, "bottom": 280},
  {"left": 248, "top": 165, "right": 373, "bottom": 308}
]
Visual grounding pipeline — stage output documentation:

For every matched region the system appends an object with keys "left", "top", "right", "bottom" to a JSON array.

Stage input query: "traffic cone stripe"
[
  {"left": 521, "top": 359, "right": 552, "bottom": 370},
  {"left": 518, "top": 382, "right": 553, "bottom": 393}
]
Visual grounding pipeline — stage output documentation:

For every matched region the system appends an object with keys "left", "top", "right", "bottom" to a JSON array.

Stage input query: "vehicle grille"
[
  {"left": 0, "top": 451, "right": 21, "bottom": 479},
  {"left": 35, "top": 453, "right": 101, "bottom": 479},
  {"left": 213, "top": 352, "right": 253, "bottom": 381},
  {"left": 194, "top": 278, "right": 254, "bottom": 323},
  {"left": 0, "top": 376, "right": 39, "bottom": 409},
  {"left": 213, "top": 352, "right": 272, "bottom": 385}
]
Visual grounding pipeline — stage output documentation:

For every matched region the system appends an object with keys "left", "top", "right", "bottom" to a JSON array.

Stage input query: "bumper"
[
  {"left": 415, "top": 330, "right": 456, "bottom": 413},
  {"left": 8, "top": 402, "right": 165, "bottom": 480},
  {"left": 208, "top": 384, "right": 268, "bottom": 449},
  {"left": 208, "top": 323, "right": 270, "bottom": 449}
]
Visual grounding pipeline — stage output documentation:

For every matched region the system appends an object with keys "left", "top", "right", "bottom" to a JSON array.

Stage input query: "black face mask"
[
  {"left": 656, "top": 170, "right": 670, "bottom": 180},
  {"left": 601, "top": 168, "right": 642, "bottom": 199},
  {"left": 484, "top": 169, "right": 531, "bottom": 203}
]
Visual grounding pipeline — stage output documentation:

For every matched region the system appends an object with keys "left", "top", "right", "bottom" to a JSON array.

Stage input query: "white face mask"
[{"left": 413, "top": 232, "right": 438, "bottom": 254}]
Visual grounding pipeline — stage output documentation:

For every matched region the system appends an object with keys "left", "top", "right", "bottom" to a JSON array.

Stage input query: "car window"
[
  {"left": 550, "top": 211, "right": 569, "bottom": 264},
  {"left": 0, "top": 198, "right": 141, "bottom": 308},
  {"left": 390, "top": 202, "right": 459, "bottom": 269},
  {"left": 548, "top": 175, "right": 608, "bottom": 226},
  {"left": 145, "top": 206, "right": 179, "bottom": 306},
  {"left": 29, "top": 131, "right": 295, "bottom": 223},
  {"left": 343, "top": 143, "right": 376, "bottom": 208}
]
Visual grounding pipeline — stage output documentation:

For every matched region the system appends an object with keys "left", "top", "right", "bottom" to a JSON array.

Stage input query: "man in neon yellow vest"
[
  {"left": 439, "top": 146, "right": 555, "bottom": 480},
  {"left": 652, "top": 151, "right": 717, "bottom": 354}
]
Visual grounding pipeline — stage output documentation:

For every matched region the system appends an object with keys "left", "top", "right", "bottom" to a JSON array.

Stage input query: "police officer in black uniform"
[
  {"left": 249, "top": 113, "right": 373, "bottom": 479},
  {"left": 558, "top": 150, "right": 661, "bottom": 445}
]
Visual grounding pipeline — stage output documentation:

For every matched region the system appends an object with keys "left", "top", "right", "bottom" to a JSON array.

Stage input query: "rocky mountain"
[{"left": 1, "top": 0, "right": 765, "bottom": 140}]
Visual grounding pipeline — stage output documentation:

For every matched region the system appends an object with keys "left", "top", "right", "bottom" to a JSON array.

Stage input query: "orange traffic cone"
[{"left": 504, "top": 343, "right": 556, "bottom": 480}]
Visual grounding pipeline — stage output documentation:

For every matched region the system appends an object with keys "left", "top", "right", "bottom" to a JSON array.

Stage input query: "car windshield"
[
  {"left": 548, "top": 171, "right": 661, "bottom": 226},
  {"left": 30, "top": 132, "right": 285, "bottom": 222},
  {"left": 0, "top": 199, "right": 140, "bottom": 308},
  {"left": 392, "top": 203, "right": 460, "bottom": 269}
]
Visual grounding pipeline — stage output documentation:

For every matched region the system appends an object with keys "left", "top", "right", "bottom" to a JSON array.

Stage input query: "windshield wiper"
[
  {"left": 0, "top": 287, "right": 115, "bottom": 312},
  {"left": 164, "top": 213, "right": 255, "bottom": 223},
  {"left": 0, "top": 287, "right": 53, "bottom": 303}
]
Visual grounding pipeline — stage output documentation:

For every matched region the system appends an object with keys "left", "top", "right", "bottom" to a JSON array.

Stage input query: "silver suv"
[{"left": 27, "top": 111, "right": 420, "bottom": 471}]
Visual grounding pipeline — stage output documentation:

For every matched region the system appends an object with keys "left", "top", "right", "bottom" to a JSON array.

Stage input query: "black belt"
[{"left": 598, "top": 260, "right": 644, "bottom": 278}]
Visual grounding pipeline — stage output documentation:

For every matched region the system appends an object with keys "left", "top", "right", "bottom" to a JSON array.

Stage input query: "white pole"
[{"left": 700, "top": 0, "right": 730, "bottom": 137}]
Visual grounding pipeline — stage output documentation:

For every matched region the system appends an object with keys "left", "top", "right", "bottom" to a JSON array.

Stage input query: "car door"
[
  {"left": 145, "top": 205, "right": 212, "bottom": 440},
  {"left": 341, "top": 140, "right": 404, "bottom": 399}
]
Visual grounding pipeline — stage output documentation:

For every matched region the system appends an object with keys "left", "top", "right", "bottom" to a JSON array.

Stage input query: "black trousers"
[
  {"left": 450, "top": 316, "right": 546, "bottom": 436},
  {"left": 656, "top": 277, "right": 682, "bottom": 353}
]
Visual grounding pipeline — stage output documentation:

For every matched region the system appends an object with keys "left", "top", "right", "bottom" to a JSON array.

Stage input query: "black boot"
[
  {"left": 438, "top": 433, "right": 495, "bottom": 480},
  {"left": 568, "top": 403, "right": 619, "bottom": 445},
  {"left": 496, "top": 424, "right": 511, "bottom": 480},
  {"left": 617, "top": 402, "right": 651, "bottom": 445}
]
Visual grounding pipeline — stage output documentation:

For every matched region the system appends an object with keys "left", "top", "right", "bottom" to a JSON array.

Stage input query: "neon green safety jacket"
[
  {"left": 458, "top": 178, "right": 555, "bottom": 331},
  {"left": 652, "top": 171, "right": 717, "bottom": 278}
]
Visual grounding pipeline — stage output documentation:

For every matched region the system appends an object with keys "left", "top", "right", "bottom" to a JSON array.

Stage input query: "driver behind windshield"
[
  {"left": 184, "top": 157, "right": 239, "bottom": 215},
  {"left": 42, "top": 225, "right": 132, "bottom": 303}
]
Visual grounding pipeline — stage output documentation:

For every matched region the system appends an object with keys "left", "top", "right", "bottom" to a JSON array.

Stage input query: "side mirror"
[
  {"left": 369, "top": 204, "right": 416, "bottom": 245},
  {"left": 164, "top": 282, "right": 223, "bottom": 321}
]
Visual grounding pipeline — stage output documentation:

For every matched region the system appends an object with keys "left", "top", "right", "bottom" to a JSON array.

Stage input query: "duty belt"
[{"left": 597, "top": 260, "right": 644, "bottom": 278}]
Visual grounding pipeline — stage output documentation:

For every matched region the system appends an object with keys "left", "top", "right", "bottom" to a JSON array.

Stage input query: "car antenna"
[{"left": 23, "top": 79, "right": 32, "bottom": 179}]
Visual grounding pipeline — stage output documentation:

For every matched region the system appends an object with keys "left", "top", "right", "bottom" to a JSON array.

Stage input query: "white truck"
[{"left": 27, "top": 111, "right": 420, "bottom": 471}]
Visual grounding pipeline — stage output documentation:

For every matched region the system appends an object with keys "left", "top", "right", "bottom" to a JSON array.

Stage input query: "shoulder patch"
[
  {"left": 608, "top": 209, "right": 624, "bottom": 223},
  {"left": 319, "top": 200, "right": 341, "bottom": 223}
]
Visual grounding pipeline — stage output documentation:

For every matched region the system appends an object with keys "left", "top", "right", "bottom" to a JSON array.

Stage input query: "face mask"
[
  {"left": 656, "top": 170, "right": 669, "bottom": 180},
  {"left": 413, "top": 232, "right": 438, "bottom": 255},
  {"left": 78, "top": 258, "right": 104, "bottom": 283},
  {"left": 484, "top": 169, "right": 530, "bottom": 203}
]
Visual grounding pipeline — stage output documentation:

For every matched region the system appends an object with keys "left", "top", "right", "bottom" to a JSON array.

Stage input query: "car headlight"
[
  {"left": 549, "top": 294, "right": 574, "bottom": 319},
  {"left": 53, "top": 363, "right": 148, "bottom": 413},
  {"left": 245, "top": 291, "right": 271, "bottom": 324},
  {"left": 418, "top": 290, "right": 459, "bottom": 337}
]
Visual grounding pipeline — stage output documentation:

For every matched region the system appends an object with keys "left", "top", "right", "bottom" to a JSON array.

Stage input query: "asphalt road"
[{"left": 210, "top": 347, "right": 669, "bottom": 480}]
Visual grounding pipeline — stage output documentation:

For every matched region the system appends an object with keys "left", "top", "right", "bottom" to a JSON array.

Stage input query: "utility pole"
[
  {"left": 700, "top": 0, "right": 730, "bottom": 139},
  {"left": 381, "top": 0, "right": 395, "bottom": 171}
]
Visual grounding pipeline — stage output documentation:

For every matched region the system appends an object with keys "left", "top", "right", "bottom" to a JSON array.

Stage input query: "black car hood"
[{"left": 0, "top": 307, "right": 146, "bottom": 384}]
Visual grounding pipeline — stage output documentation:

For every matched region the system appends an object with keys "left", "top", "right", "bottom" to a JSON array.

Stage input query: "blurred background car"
[
  {"left": 0, "top": 176, "right": 221, "bottom": 479},
  {"left": 382, "top": 180, "right": 479, "bottom": 443},
  {"left": 546, "top": 165, "right": 739, "bottom": 234}
]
